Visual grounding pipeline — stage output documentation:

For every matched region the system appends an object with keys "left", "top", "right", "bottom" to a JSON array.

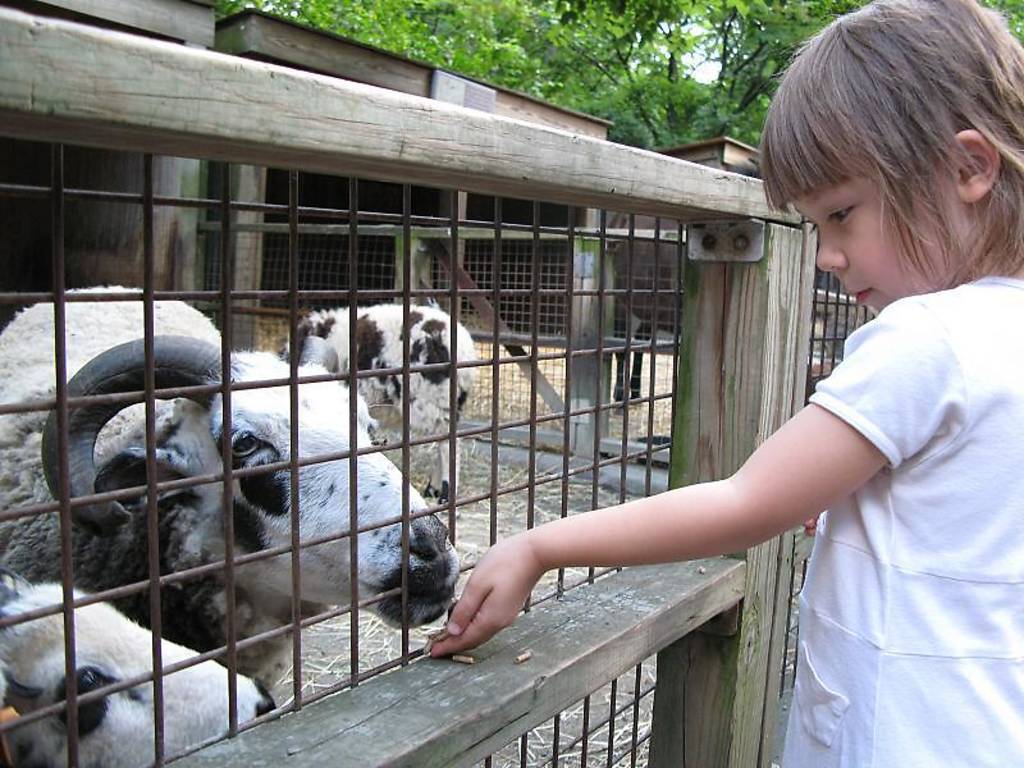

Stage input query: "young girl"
[{"left": 431, "top": 0, "right": 1024, "bottom": 763}]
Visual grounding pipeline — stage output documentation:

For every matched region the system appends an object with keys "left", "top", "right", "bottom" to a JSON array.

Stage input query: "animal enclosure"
[{"left": 0, "top": 7, "right": 822, "bottom": 768}]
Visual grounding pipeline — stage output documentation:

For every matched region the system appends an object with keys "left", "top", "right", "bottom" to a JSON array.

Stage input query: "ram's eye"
[
  {"left": 232, "top": 433, "right": 261, "bottom": 458},
  {"left": 57, "top": 665, "right": 115, "bottom": 737}
]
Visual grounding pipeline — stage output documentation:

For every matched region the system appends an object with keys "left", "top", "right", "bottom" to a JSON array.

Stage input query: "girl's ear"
[{"left": 954, "top": 129, "right": 1000, "bottom": 203}]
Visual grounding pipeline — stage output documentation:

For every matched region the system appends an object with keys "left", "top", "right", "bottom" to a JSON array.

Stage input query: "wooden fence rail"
[
  {"left": 0, "top": 7, "right": 798, "bottom": 225},
  {"left": 176, "top": 560, "right": 745, "bottom": 768}
]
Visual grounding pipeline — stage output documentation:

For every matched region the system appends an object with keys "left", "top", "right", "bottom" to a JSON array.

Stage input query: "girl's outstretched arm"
[{"left": 429, "top": 404, "right": 885, "bottom": 657}]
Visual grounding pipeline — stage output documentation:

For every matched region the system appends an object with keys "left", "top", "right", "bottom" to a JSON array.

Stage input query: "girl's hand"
[{"left": 428, "top": 532, "right": 545, "bottom": 657}]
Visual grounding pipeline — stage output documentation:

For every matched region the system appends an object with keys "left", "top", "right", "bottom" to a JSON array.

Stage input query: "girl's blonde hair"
[{"left": 760, "top": 0, "right": 1024, "bottom": 285}]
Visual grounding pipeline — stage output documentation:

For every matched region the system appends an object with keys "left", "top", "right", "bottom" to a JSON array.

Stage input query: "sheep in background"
[
  {"left": 0, "top": 290, "right": 458, "bottom": 685},
  {"left": 0, "top": 575, "right": 274, "bottom": 768},
  {"left": 296, "top": 303, "right": 477, "bottom": 504}
]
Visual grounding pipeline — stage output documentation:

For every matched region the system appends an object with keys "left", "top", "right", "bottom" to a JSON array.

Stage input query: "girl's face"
[{"left": 796, "top": 177, "right": 942, "bottom": 310}]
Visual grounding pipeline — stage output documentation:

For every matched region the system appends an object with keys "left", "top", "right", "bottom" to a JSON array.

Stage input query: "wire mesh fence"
[
  {"left": 0, "top": 141, "right": 685, "bottom": 767},
  {"left": 482, "top": 658, "right": 658, "bottom": 768}
]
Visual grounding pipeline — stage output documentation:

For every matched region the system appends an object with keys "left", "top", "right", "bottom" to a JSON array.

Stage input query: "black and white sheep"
[
  {"left": 0, "top": 575, "right": 274, "bottom": 768},
  {"left": 0, "top": 290, "right": 459, "bottom": 685},
  {"left": 296, "top": 303, "right": 477, "bottom": 504}
]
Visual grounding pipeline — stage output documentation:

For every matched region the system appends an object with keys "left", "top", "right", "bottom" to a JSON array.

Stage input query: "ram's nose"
[{"left": 409, "top": 515, "right": 451, "bottom": 563}]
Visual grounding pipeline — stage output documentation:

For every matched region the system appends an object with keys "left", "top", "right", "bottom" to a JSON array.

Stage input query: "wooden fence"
[{"left": 0, "top": 6, "right": 815, "bottom": 766}]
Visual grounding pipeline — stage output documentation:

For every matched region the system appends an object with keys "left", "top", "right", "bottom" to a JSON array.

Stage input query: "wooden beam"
[
  {"left": 174, "top": 559, "right": 745, "bottom": 768},
  {"left": 19, "top": 0, "right": 215, "bottom": 46},
  {"left": 215, "top": 12, "right": 432, "bottom": 97},
  {"left": 0, "top": 7, "right": 799, "bottom": 224},
  {"left": 215, "top": 12, "right": 609, "bottom": 139},
  {"left": 652, "top": 222, "right": 814, "bottom": 768},
  {"left": 756, "top": 221, "right": 819, "bottom": 763}
]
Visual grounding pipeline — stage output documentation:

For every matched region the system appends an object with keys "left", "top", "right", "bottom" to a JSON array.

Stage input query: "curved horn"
[
  {"left": 300, "top": 335, "right": 340, "bottom": 372},
  {"left": 42, "top": 335, "right": 222, "bottom": 535}
]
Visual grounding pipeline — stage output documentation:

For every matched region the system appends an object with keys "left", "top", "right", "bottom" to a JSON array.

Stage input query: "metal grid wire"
[
  {"left": 805, "top": 270, "right": 875, "bottom": 399},
  {"left": 0, "top": 145, "right": 684, "bottom": 767},
  {"left": 481, "top": 658, "right": 658, "bottom": 768},
  {"left": 461, "top": 238, "right": 569, "bottom": 336},
  {"left": 462, "top": 341, "right": 678, "bottom": 445}
]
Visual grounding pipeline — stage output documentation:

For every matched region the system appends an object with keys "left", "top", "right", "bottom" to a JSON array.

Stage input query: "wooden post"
[
  {"left": 649, "top": 222, "right": 814, "bottom": 768},
  {"left": 437, "top": 191, "right": 468, "bottom": 315},
  {"left": 229, "top": 164, "right": 266, "bottom": 348},
  {"left": 569, "top": 228, "right": 601, "bottom": 456},
  {"left": 52, "top": 147, "right": 201, "bottom": 293},
  {"left": 409, "top": 235, "right": 432, "bottom": 296},
  {"left": 393, "top": 230, "right": 406, "bottom": 304}
]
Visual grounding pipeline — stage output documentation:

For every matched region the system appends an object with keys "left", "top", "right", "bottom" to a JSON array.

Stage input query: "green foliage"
[{"left": 215, "top": 0, "right": 1024, "bottom": 150}]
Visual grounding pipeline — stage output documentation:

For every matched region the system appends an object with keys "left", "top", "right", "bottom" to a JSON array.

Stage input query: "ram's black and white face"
[
  {"left": 0, "top": 580, "right": 273, "bottom": 768},
  {"left": 215, "top": 353, "right": 458, "bottom": 624},
  {"left": 94, "top": 352, "right": 458, "bottom": 626}
]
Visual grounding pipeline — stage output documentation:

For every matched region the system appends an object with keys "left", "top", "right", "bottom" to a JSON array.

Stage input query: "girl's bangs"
[{"left": 760, "top": 33, "right": 874, "bottom": 210}]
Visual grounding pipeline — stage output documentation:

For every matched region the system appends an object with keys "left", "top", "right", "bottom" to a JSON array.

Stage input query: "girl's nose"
[{"left": 815, "top": 240, "right": 847, "bottom": 274}]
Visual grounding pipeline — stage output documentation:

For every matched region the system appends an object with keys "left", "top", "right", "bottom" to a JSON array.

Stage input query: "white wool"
[{"left": 0, "top": 581, "right": 272, "bottom": 768}]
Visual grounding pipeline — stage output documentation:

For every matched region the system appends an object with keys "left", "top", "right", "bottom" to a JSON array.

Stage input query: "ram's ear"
[{"left": 94, "top": 448, "right": 187, "bottom": 510}]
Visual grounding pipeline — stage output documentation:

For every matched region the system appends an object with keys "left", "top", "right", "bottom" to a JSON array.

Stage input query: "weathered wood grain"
[
  {"left": 215, "top": 12, "right": 433, "bottom": 98},
  {"left": 174, "top": 559, "right": 744, "bottom": 768},
  {"left": 654, "top": 221, "right": 814, "bottom": 767},
  {"left": 0, "top": 8, "right": 799, "bottom": 224},
  {"left": 23, "top": 0, "right": 214, "bottom": 46}
]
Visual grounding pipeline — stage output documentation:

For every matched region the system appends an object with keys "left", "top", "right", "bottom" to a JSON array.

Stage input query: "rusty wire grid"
[
  {"left": 0, "top": 144, "right": 685, "bottom": 767},
  {"left": 805, "top": 270, "right": 874, "bottom": 399}
]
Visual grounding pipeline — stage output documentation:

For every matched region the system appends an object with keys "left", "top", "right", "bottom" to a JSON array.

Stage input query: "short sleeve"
[{"left": 809, "top": 299, "right": 967, "bottom": 469}]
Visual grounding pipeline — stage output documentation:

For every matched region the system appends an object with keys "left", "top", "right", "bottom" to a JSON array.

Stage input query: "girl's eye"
[
  {"left": 232, "top": 433, "right": 261, "bottom": 458},
  {"left": 829, "top": 206, "right": 853, "bottom": 223}
]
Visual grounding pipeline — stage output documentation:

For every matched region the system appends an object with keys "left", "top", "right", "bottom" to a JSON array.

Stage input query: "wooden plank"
[
  {"left": 652, "top": 221, "right": 814, "bottom": 767},
  {"left": 22, "top": 0, "right": 214, "bottom": 46},
  {"left": 215, "top": 12, "right": 432, "bottom": 97},
  {"left": 175, "top": 559, "right": 745, "bottom": 768},
  {"left": 754, "top": 224, "right": 818, "bottom": 762},
  {"left": 492, "top": 89, "right": 608, "bottom": 139},
  {"left": 226, "top": 164, "right": 267, "bottom": 349},
  {"left": 0, "top": 8, "right": 799, "bottom": 225},
  {"left": 568, "top": 236, "right": 603, "bottom": 455},
  {"left": 741, "top": 224, "right": 813, "bottom": 766}
]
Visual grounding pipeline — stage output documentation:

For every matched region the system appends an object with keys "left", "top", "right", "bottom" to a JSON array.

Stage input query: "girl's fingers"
[
  {"left": 428, "top": 577, "right": 491, "bottom": 657},
  {"left": 430, "top": 612, "right": 500, "bottom": 657},
  {"left": 446, "top": 578, "right": 489, "bottom": 638}
]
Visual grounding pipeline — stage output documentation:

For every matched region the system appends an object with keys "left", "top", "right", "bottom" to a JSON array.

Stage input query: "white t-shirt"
[{"left": 783, "top": 277, "right": 1024, "bottom": 768}]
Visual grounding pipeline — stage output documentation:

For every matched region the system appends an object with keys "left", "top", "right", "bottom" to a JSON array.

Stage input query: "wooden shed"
[{"left": 659, "top": 135, "right": 760, "bottom": 177}]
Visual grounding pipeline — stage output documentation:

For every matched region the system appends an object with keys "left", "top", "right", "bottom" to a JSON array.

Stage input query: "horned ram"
[{"left": 0, "top": 289, "right": 459, "bottom": 685}]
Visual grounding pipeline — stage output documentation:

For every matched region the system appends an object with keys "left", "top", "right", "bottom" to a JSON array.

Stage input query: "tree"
[
  {"left": 548, "top": 0, "right": 862, "bottom": 147},
  {"left": 215, "top": 1, "right": 1024, "bottom": 150}
]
